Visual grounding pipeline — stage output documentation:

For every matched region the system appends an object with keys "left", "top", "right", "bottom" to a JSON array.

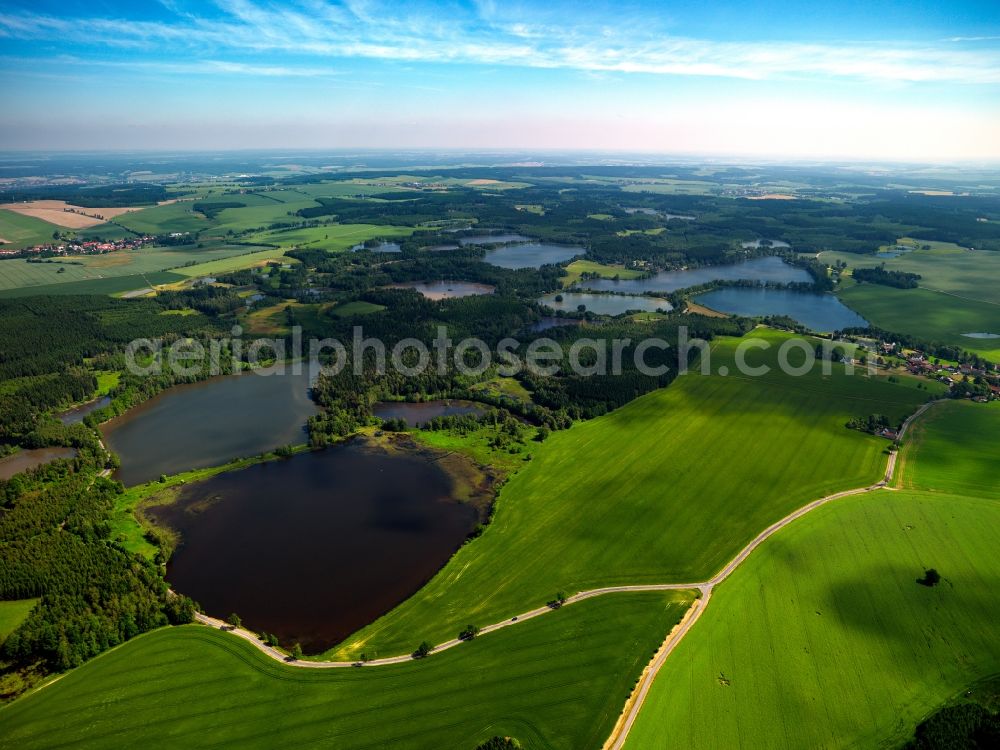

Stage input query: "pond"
[
  {"left": 694, "top": 288, "right": 869, "bottom": 332},
  {"left": 578, "top": 256, "right": 811, "bottom": 294},
  {"left": 962, "top": 332, "right": 1000, "bottom": 339},
  {"left": 0, "top": 447, "right": 77, "bottom": 481},
  {"left": 484, "top": 243, "right": 584, "bottom": 269},
  {"left": 351, "top": 241, "right": 401, "bottom": 253},
  {"left": 458, "top": 233, "right": 533, "bottom": 246},
  {"left": 373, "top": 400, "right": 486, "bottom": 426},
  {"left": 101, "top": 368, "right": 317, "bottom": 486},
  {"left": 539, "top": 292, "right": 672, "bottom": 316},
  {"left": 385, "top": 281, "right": 495, "bottom": 299},
  {"left": 527, "top": 317, "right": 582, "bottom": 332},
  {"left": 58, "top": 396, "right": 111, "bottom": 425},
  {"left": 149, "top": 439, "right": 482, "bottom": 652}
]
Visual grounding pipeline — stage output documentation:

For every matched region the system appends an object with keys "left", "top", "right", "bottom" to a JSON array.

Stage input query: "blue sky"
[{"left": 1, "top": 0, "right": 999, "bottom": 159}]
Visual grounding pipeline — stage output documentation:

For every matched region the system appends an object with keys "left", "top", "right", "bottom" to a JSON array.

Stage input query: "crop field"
[
  {"left": 623, "top": 489, "right": 1000, "bottom": 749},
  {"left": 326, "top": 329, "right": 930, "bottom": 660},
  {"left": 561, "top": 259, "right": 643, "bottom": 287},
  {"left": 0, "top": 210, "right": 58, "bottom": 250},
  {"left": 839, "top": 284, "right": 1000, "bottom": 359},
  {"left": 0, "top": 592, "right": 691, "bottom": 750},
  {"left": 896, "top": 399, "right": 1000, "bottom": 499},
  {"left": 0, "top": 271, "right": 186, "bottom": 298},
  {"left": 821, "top": 241, "right": 1000, "bottom": 305},
  {"left": 0, "top": 244, "right": 271, "bottom": 291},
  {"left": 247, "top": 222, "right": 414, "bottom": 251},
  {"left": 115, "top": 201, "right": 208, "bottom": 235},
  {"left": 201, "top": 199, "right": 322, "bottom": 236},
  {"left": 173, "top": 247, "right": 294, "bottom": 277}
]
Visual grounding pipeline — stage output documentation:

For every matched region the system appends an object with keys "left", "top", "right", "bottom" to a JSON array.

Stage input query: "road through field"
[{"left": 187, "top": 401, "right": 935, "bottom": 742}]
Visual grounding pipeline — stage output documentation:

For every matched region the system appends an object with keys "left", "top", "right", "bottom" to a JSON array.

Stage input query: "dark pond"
[
  {"left": 0, "top": 447, "right": 77, "bottom": 480},
  {"left": 102, "top": 369, "right": 317, "bottom": 486},
  {"left": 421, "top": 244, "right": 460, "bottom": 252},
  {"left": 351, "top": 241, "right": 401, "bottom": 253},
  {"left": 458, "top": 233, "right": 533, "bottom": 246},
  {"left": 484, "top": 243, "right": 584, "bottom": 269},
  {"left": 58, "top": 396, "right": 111, "bottom": 425},
  {"left": 150, "top": 441, "right": 480, "bottom": 652},
  {"left": 539, "top": 292, "right": 672, "bottom": 315},
  {"left": 694, "top": 288, "right": 869, "bottom": 332},
  {"left": 385, "top": 280, "right": 495, "bottom": 299},
  {"left": 578, "top": 256, "right": 810, "bottom": 294},
  {"left": 527, "top": 317, "right": 582, "bottom": 332},
  {"left": 373, "top": 399, "right": 486, "bottom": 426}
]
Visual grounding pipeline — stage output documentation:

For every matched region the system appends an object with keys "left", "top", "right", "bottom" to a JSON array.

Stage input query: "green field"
[
  {"left": 624, "top": 489, "right": 1000, "bottom": 748},
  {"left": 839, "top": 284, "right": 1000, "bottom": 359},
  {"left": 0, "top": 210, "right": 59, "bottom": 250},
  {"left": 173, "top": 247, "right": 293, "bottom": 277},
  {"left": 896, "top": 400, "right": 1000, "bottom": 499},
  {"left": 247, "top": 223, "right": 414, "bottom": 251},
  {"left": 327, "top": 330, "right": 929, "bottom": 660},
  {"left": 624, "top": 394, "right": 1000, "bottom": 749},
  {"left": 0, "top": 243, "right": 271, "bottom": 291},
  {"left": 0, "top": 600, "right": 38, "bottom": 642},
  {"left": 561, "top": 259, "right": 643, "bottom": 287},
  {"left": 329, "top": 300, "right": 386, "bottom": 317},
  {"left": 0, "top": 592, "right": 691, "bottom": 750},
  {"left": 820, "top": 241, "right": 1000, "bottom": 305},
  {"left": 115, "top": 201, "right": 209, "bottom": 235},
  {"left": 0, "top": 271, "right": 186, "bottom": 298}
]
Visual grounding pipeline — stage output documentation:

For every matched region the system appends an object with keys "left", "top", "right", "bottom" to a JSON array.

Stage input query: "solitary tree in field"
[
  {"left": 917, "top": 568, "right": 941, "bottom": 587},
  {"left": 291, "top": 643, "right": 303, "bottom": 660},
  {"left": 413, "top": 641, "right": 433, "bottom": 658},
  {"left": 227, "top": 612, "right": 242, "bottom": 629}
]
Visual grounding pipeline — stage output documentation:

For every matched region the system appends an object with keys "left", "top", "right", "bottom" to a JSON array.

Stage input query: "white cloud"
[{"left": 0, "top": 1, "right": 998, "bottom": 84}]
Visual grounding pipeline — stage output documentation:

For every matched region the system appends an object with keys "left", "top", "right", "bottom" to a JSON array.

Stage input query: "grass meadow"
[
  {"left": 325, "top": 330, "right": 929, "bottom": 660},
  {"left": 624, "top": 490, "right": 1000, "bottom": 749},
  {"left": 0, "top": 210, "right": 59, "bottom": 249},
  {"left": 561, "top": 259, "right": 643, "bottom": 287},
  {"left": 0, "top": 600, "right": 38, "bottom": 642},
  {"left": 247, "top": 223, "right": 414, "bottom": 251},
  {"left": 839, "top": 284, "right": 1000, "bottom": 359},
  {"left": 0, "top": 592, "right": 691, "bottom": 750}
]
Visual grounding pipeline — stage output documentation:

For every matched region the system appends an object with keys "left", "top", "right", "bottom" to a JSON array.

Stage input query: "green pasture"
[
  {"left": 0, "top": 600, "right": 38, "bottom": 643},
  {"left": 623, "top": 490, "right": 1000, "bottom": 749},
  {"left": 0, "top": 210, "right": 58, "bottom": 250},
  {"left": 896, "top": 399, "right": 1000, "bottom": 499},
  {"left": 561, "top": 259, "right": 643, "bottom": 287},
  {"left": 115, "top": 201, "right": 208, "bottom": 235},
  {"left": 0, "top": 592, "right": 691, "bottom": 750},
  {"left": 839, "top": 284, "right": 1000, "bottom": 359},
  {"left": 247, "top": 223, "right": 414, "bottom": 251},
  {"left": 0, "top": 244, "right": 270, "bottom": 291},
  {"left": 0, "top": 271, "right": 185, "bottom": 298},
  {"left": 327, "top": 329, "right": 929, "bottom": 660}
]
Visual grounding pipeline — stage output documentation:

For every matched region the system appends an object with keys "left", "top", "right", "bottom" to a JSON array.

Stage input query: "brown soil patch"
[
  {"left": 747, "top": 193, "right": 796, "bottom": 200},
  {"left": 466, "top": 179, "right": 501, "bottom": 185},
  {"left": 0, "top": 200, "right": 145, "bottom": 227},
  {"left": 686, "top": 302, "right": 729, "bottom": 318}
]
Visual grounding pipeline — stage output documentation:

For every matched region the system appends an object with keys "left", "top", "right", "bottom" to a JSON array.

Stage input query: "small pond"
[
  {"left": 458, "top": 233, "right": 533, "bottom": 246},
  {"left": 58, "top": 396, "right": 111, "bottom": 425},
  {"left": 385, "top": 281, "right": 495, "bottom": 299},
  {"left": 484, "top": 243, "right": 583, "bottom": 269},
  {"left": 0, "top": 447, "right": 77, "bottom": 481},
  {"left": 351, "top": 241, "right": 401, "bottom": 253},
  {"left": 539, "top": 292, "right": 672, "bottom": 316}
]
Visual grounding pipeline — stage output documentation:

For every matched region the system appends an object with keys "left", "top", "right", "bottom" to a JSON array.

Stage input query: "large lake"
[
  {"left": 150, "top": 441, "right": 480, "bottom": 652},
  {"left": 578, "top": 256, "right": 811, "bottom": 294},
  {"left": 539, "top": 292, "right": 672, "bottom": 316},
  {"left": 484, "top": 243, "right": 584, "bottom": 269},
  {"left": 102, "top": 369, "right": 317, "bottom": 486},
  {"left": 694, "top": 288, "right": 869, "bottom": 332}
]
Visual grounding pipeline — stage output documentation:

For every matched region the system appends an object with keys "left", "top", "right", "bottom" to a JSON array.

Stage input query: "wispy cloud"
[{"left": 1, "top": 1, "right": 999, "bottom": 84}]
